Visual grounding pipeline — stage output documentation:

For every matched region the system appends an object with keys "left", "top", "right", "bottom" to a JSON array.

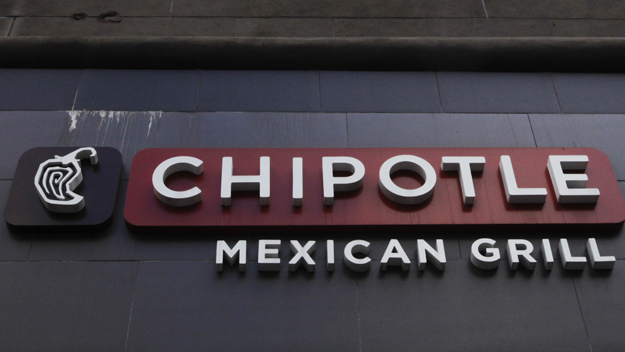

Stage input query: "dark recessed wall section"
[{"left": 4, "top": 37, "right": 625, "bottom": 72}]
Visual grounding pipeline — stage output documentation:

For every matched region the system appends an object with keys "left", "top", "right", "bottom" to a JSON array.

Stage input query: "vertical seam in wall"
[
  {"left": 355, "top": 281, "right": 363, "bottom": 352},
  {"left": 549, "top": 73, "right": 563, "bottom": 113},
  {"left": 331, "top": 18, "right": 336, "bottom": 37},
  {"left": 26, "top": 234, "right": 34, "bottom": 261},
  {"left": 71, "top": 70, "right": 84, "bottom": 111},
  {"left": 123, "top": 262, "right": 141, "bottom": 352},
  {"left": 345, "top": 113, "right": 350, "bottom": 147},
  {"left": 169, "top": 0, "right": 175, "bottom": 17},
  {"left": 481, "top": 0, "right": 489, "bottom": 18},
  {"left": 434, "top": 72, "right": 444, "bottom": 113},
  {"left": 195, "top": 70, "right": 203, "bottom": 112},
  {"left": 571, "top": 278, "right": 593, "bottom": 351},
  {"left": 527, "top": 114, "right": 538, "bottom": 147},
  {"left": 317, "top": 71, "right": 322, "bottom": 112},
  {"left": 7, "top": 17, "right": 16, "bottom": 36}
]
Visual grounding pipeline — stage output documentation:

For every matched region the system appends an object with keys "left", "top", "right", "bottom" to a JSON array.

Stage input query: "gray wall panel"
[
  {"left": 74, "top": 69, "right": 200, "bottom": 112},
  {"left": 359, "top": 260, "right": 590, "bottom": 352},
  {"left": 0, "top": 112, "right": 68, "bottom": 179},
  {"left": 0, "top": 69, "right": 81, "bottom": 111},
  {"left": 552, "top": 74, "right": 625, "bottom": 113},
  {"left": 0, "top": 261, "right": 137, "bottom": 352},
  {"left": 438, "top": 72, "right": 561, "bottom": 113},
  {"left": 575, "top": 260, "right": 625, "bottom": 352},
  {"left": 0, "top": 181, "right": 32, "bottom": 260},
  {"left": 320, "top": 71, "right": 441, "bottom": 113},
  {"left": 199, "top": 71, "right": 320, "bottom": 112},
  {"left": 530, "top": 114, "right": 625, "bottom": 180},
  {"left": 347, "top": 113, "right": 536, "bottom": 148},
  {"left": 126, "top": 261, "right": 361, "bottom": 352}
]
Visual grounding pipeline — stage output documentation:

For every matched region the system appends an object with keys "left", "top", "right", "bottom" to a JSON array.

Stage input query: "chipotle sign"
[{"left": 124, "top": 148, "right": 625, "bottom": 231}]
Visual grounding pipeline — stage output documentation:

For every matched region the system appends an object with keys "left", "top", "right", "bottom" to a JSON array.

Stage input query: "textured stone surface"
[
  {"left": 484, "top": 0, "right": 625, "bottom": 19},
  {"left": 11, "top": 17, "right": 334, "bottom": 37},
  {"left": 10, "top": 17, "right": 625, "bottom": 38},
  {"left": 4, "top": 0, "right": 625, "bottom": 72},
  {"left": 334, "top": 18, "right": 625, "bottom": 37},
  {"left": 171, "top": 0, "right": 485, "bottom": 17},
  {"left": 0, "top": 18, "right": 11, "bottom": 36},
  {"left": 1, "top": 0, "right": 172, "bottom": 16}
]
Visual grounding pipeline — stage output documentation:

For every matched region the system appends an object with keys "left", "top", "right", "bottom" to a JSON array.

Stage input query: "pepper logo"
[
  {"left": 5, "top": 147, "right": 122, "bottom": 231},
  {"left": 34, "top": 147, "right": 98, "bottom": 213}
]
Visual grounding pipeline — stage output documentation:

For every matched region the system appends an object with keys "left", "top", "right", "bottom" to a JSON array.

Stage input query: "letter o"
[{"left": 378, "top": 155, "right": 437, "bottom": 205}]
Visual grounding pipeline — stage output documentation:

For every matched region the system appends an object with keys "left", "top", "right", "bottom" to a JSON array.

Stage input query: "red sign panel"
[{"left": 124, "top": 148, "right": 625, "bottom": 231}]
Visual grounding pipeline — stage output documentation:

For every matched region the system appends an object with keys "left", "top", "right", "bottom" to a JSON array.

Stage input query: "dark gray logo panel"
[{"left": 4, "top": 147, "right": 122, "bottom": 232}]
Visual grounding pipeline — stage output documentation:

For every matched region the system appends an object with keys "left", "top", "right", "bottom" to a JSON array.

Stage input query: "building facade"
[{"left": 2, "top": 1, "right": 625, "bottom": 351}]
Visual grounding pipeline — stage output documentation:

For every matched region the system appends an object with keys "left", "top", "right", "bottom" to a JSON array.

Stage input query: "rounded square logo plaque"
[{"left": 4, "top": 147, "right": 122, "bottom": 232}]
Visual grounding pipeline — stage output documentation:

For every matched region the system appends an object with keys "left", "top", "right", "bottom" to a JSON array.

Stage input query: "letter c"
[{"left": 152, "top": 156, "right": 203, "bottom": 207}]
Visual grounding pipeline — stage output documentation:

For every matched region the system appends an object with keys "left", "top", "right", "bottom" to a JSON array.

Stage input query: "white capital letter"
[
  {"left": 559, "top": 238, "right": 587, "bottom": 270},
  {"left": 441, "top": 156, "right": 485, "bottom": 205},
  {"left": 380, "top": 239, "right": 411, "bottom": 271},
  {"left": 258, "top": 239, "right": 281, "bottom": 271},
  {"left": 417, "top": 239, "right": 446, "bottom": 271},
  {"left": 379, "top": 155, "right": 437, "bottom": 205},
  {"left": 221, "top": 156, "right": 270, "bottom": 206},
  {"left": 292, "top": 157, "right": 303, "bottom": 207},
  {"left": 587, "top": 238, "right": 615, "bottom": 269},
  {"left": 289, "top": 240, "right": 316, "bottom": 272},
  {"left": 548, "top": 155, "right": 600, "bottom": 203},
  {"left": 152, "top": 156, "right": 203, "bottom": 207},
  {"left": 327, "top": 240, "right": 335, "bottom": 272},
  {"left": 506, "top": 239, "right": 537, "bottom": 270},
  {"left": 470, "top": 238, "right": 500, "bottom": 270},
  {"left": 216, "top": 240, "right": 247, "bottom": 272},
  {"left": 541, "top": 239, "right": 554, "bottom": 270},
  {"left": 322, "top": 157, "right": 365, "bottom": 206},
  {"left": 344, "top": 240, "right": 371, "bottom": 272},
  {"left": 499, "top": 155, "right": 547, "bottom": 204}
]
